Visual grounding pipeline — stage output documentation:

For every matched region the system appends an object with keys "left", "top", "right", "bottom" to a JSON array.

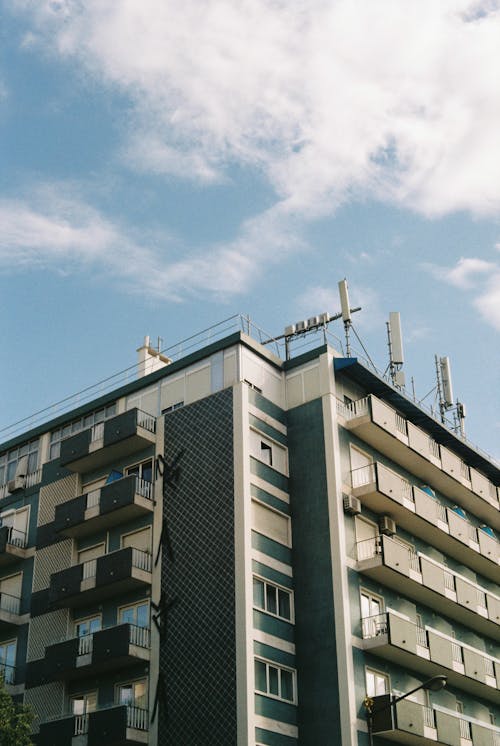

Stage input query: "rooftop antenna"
[
  {"left": 338, "top": 279, "right": 353, "bottom": 356},
  {"left": 386, "top": 312, "right": 405, "bottom": 389},
  {"left": 435, "top": 355, "right": 466, "bottom": 436}
]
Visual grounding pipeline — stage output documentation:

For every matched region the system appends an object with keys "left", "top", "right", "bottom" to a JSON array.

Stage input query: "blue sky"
[{"left": 1, "top": 0, "right": 499, "bottom": 460}]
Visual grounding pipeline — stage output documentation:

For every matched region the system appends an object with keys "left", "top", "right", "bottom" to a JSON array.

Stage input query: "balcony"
[
  {"left": 0, "top": 592, "right": 28, "bottom": 628},
  {"left": 48, "top": 547, "right": 152, "bottom": 609},
  {"left": 356, "top": 536, "right": 500, "bottom": 640},
  {"left": 0, "top": 468, "right": 42, "bottom": 500},
  {"left": 362, "top": 611, "right": 500, "bottom": 705},
  {"left": 0, "top": 525, "right": 29, "bottom": 567},
  {"left": 369, "top": 692, "right": 500, "bottom": 745},
  {"left": 341, "top": 395, "right": 500, "bottom": 529},
  {"left": 352, "top": 463, "right": 499, "bottom": 583},
  {"left": 54, "top": 475, "right": 154, "bottom": 538},
  {"left": 59, "top": 409, "right": 156, "bottom": 472},
  {"left": 26, "top": 624, "right": 150, "bottom": 688},
  {"left": 38, "top": 705, "right": 148, "bottom": 746}
]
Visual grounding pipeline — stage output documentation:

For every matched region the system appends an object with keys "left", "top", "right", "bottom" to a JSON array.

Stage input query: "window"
[
  {"left": 126, "top": 459, "right": 153, "bottom": 484},
  {"left": 116, "top": 679, "right": 147, "bottom": 708},
  {"left": 360, "top": 590, "right": 384, "bottom": 637},
  {"left": 162, "top": 401, "right": 184, "bottom": 414},
  {"left": 0, "top": 573, "right": 22, "bottom": 614},
  {"left": 121, "top": 527, "right": 152, "bottom": 553},
  {"left": 252, "top": 501, "right": 290, "bottom": 546},
  {"left": 0, "top": 508, "right": 29, "bottom": 547},
  {"left": 350, "top": 446, "right": 372, "bottom": 488},
  {"left": 254, "top": 658, "right": 295, "bottom": 703},
  {"left": 0, "top": 440, "right": 39, "bottom": 486},
  {"left": 48, "top": 404, "right": 116, "bottom": 460},
  {"left": 365, "top": 667, "right": 389, "bottom": 697},
  {"left": 75, "top": 616, "right": 101, "bottom": 637},
  {"left": 260, "top": 441, "right": 273, "bottom": 466},
  {"left": 78, "top": 543, "right": 106, "bottom": 565},
  {"left": 71, "top": 692, "right": 97, "bottom": 715},
  {"left": 0, "top": 640, "right": 16, "bottom": 684},
  {"left": 253, "top": 577, "right": 292, "bottom": 621},
  {"left": 119, "top": 601, "right": 149, "bottom": 628}
]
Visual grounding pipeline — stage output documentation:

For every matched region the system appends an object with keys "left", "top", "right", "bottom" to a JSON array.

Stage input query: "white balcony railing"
[
  {"left": 90, "top": 422, "right": 104, "bottom": 443},
  {"left": 78, "top": 634, "right": 93, "bottom": 656},
  {"left": 459, "top": 718, "right": 472, "bottom": 740},
  {"left": 127, "top": 706, "right": 148, "bottom": 730},
  {"left": 132, "top": 548, "right": 152, "bottom": 573},
  {"left": 356, "top": 537, "right": 380, "bottom": 562},
  {"left": 361, "top": 613, "right": 387, "bottom": 639},
  {"left": 74, "top": 714, "right": 89, "bottom": 736},
  {"left": 451, "top": 642, "right": 463, "bottom": 663},
  {"left": 416, "top": 625, "right": 428, "bottom": 648},
  {"left": 351, "top": 464, "right": 376, "bottom": 489},
  {"left": 135, "top": 477, "right": 153, "bottom": 500},
  {"left": 0, "top": 592, "right": 21, "bottom": 615},
  {"left": 129, "top": 624, "right": 150, "bottom": 648},
  {"left": 6, "top": 527, "right": 27, "bottom": 548},
  {"left": 423, "top": 706, "right": 435, "bottom": 729},
  {"left": 82, "top": 559, "right": 97, "bottom": 580},
  {"left": 136, "top": 410, "right": 156, "bottom": 433},
  {"left": 86, "top": 489, "right": 100, "bottom": 509}
]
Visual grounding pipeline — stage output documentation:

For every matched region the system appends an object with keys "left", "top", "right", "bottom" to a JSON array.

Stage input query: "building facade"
[{"left": 0, "top": 325, "right": 498, "bottom": 746}]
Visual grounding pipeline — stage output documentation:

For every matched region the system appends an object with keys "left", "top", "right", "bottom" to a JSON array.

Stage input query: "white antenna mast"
[
  {"left": 435, "top": 355, "right": 466, "bottom": 436},
  {"left": 338, "top": 279, "right": 353, "bottom": 356},
  {"left": 386, "top": 312, "right": 405, "bottom": 388}
]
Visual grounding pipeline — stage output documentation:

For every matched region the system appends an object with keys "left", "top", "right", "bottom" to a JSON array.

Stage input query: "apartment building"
[{"left": 0, "top": 318, "right": 498, "bottom": 746}]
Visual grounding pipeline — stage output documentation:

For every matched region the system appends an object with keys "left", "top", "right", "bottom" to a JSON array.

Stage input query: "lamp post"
[{"left": 365, "top": 675, "right": 447, "bottom": 746}]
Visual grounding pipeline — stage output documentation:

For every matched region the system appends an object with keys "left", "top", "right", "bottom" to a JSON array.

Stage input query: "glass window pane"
[
  {"left": 278, "top": 589, "right": 290, "bottom": 619},
  {"left": 134, "top": 681, "right": 147, "bottom": 706},
  {"left": 136, "top": 604, "right": 149, "bottom": 628},
  {"left": 142, "top": 461, "right": 153, "bottom": 482},
  {"left": 253, "top": 578, "right": 264, "bottom": 609},
  {"left": 266, "top": 585, "right": 277, "bottom": 615},
  {"left": 76, "top": 621, "right": 89, "bottom": 637},
  {"left": 254, "top": 660, "right": 267, "bottom": 693},
  {"left": 89, "top": 618, "right": 101, "bottom": 633},
  {"left": 268, "top": 666, "right": 279, "bottom": 696},
  {"left": 119, "top": 685, "right": 133, "bottom": 705},
  {"left": 280, "top": 670, "right": 293, "bottom": 701},
  {"left": 120, "top": 608, "right": 135, "bottom": 625},
  {"left": 72, "top": 697, "right": 85, "bottom": 715}
]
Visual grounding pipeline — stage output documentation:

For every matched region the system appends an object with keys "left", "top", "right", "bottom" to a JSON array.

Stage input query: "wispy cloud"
[
  {"left": 9, "top": 0, "right": 500, "bottom": 220},
  {"left": 0, "top": 185, "right": 305, "bottom": 300},
  {"left": 425, "top": 252, "right": 500, "bottom": 331}
]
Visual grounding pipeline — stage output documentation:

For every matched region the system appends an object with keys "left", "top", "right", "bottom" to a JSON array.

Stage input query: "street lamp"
[{"left": 365, "top": 675, "right": 447, "bottom": 746}]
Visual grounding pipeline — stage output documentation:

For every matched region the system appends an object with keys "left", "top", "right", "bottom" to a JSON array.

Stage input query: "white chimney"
[{"left": 137, "top": 336, "right": 172, "bottom": 378}]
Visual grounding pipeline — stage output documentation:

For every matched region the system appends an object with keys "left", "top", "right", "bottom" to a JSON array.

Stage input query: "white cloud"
[
  {"left": 8, "top": 0, "right": 500, "bottom": 220},
  {"left": 426, "top": 253, "right": 500, "bottom": 331},
  {"left": 0, "top": 185, "right": 304, "bottom": 300}
]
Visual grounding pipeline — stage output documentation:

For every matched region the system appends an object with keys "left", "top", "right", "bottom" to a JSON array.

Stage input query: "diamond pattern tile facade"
[{"left": 159, "top": 389, "right": 236, "bottom": 746}]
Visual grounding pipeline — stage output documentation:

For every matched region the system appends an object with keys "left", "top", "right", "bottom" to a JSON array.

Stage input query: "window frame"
[
  {"left": 74, "top": 613, "right": 102, "bottom": 638},
  {"left": 118, "top": 600, "right": 150, "bottom": 628},
  {"left": 120, "top": 526, "right": 152, "bottom": 553},
  {"left": 114, "top": 677, "right": 148, "bottom": 708},
  {"left": 125, "top": 459, "right": 153, "bottom": 483},
  {"left": 70, "top": 690, "right": 98, "bottom": 715},
  {"left": 254, "top": 657, "right": 297, "bottom": 704},
  {"left": 365, "top": 666, "right": 390, "bottom": 697},
  {"left": 253, "top": 575, "right": 294, "bottom": 623}
]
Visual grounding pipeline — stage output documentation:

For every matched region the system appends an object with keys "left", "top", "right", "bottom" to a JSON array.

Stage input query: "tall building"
[{"left": 0, "top": 317, "right": 498, "bottom": 746}]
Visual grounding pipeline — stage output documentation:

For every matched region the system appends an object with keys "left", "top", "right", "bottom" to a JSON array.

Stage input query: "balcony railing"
[
  {"left": 423, "top": 706, "right": 435, "bottom": 729},
  {"left": 127, "top": 705, "right": 148, "bottom": 730},
  {"left": 0, "top": 467, "right": 43, "bottom": 499},
  {"left": 416, "top": 625, "right": 427, "bottom": 648},
  {"left": 74, "top": 713, "right": 89, "bottom": 736},
  {"left": 90, "top": 422, "right": 104, "bottom": 443},
  {"left": 82, "top": 558, "right": 97, "bottom": 580},
  {"left": 0, "top": 592, "right": 21, "bottom": 615},
  {"left": 361, "top": 613, "right": 387, "bottom": 638},
  {"left": 0, "top": 663, "right": 15, "bottom": 684},
  {"left": 4, "top": 527, "right": 27, "bottom": 549},
  {"left": 460, "top": 718, "right": 472, "bottom": 740},
  {"left": 132, "top": 548, "right": 152, "bottom": 572},
  {"left": 75, "top": 624, "right": 150, "bottom": 656}
]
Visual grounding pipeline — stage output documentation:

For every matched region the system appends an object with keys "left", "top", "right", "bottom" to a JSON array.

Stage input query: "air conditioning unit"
[
  {"left": 379, "top": 516, "right": 396, "bottom": 536},
  {"left": 7, "top": 475, "right": 26, "bottom": 493},
  {"left": 343, "top": 494, "right": 361, "bottom": 515}
]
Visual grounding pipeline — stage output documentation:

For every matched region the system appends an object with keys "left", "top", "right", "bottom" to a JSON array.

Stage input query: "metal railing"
[
  {"left": 127, "top": 706, "right": 148, "bottom": 730},
  {"left": 451, "top": 641, "right": 463, "bottom": 663},
  {"left": 0, "top": 592, "right": 21, "bottom": 615},
  {"left": 78, "top": 634, "right": 93, "bottom": 656},
  {"left": 459, "top": 718, "right": 472, "bottom": 740},
  {"left": 5, "top": 527, "right": 27, "bottom": 548},
  {"left": 0, "top": 468, "right": 42, "bottom": 499},
  {"left": 416, "top": 625, "right": 428, "bottom": 648},
  {"left": 395, "top": 412, "right": 407, "bottom": 436},
  {"left": 132, "top": 548, "right": 152, "bottom": 572},
  {"left": 135, "top": 477, "right": 153, "bottom": 499},
  {"left": 460, "top": 461, "right": 471, "bottom": 481},
  {"left": 0, "top": 663, "right": 15, "bottom": 684},
  {"left": 409, "top": 549, "right": 420, "bottom": 573},
  {"left": 484, "top": 658, "right": 495, "bottom": 678},
  {"left": 341, "top": 397, "right": 370, "bottom": 419},
  {"left": 136, "top": 410, "right": 156, "bottom": 433},
  {"left": 356, "top": 537, "right": 380, "bottom": 562},
  {"left": 129, "top": 624, "right": 150, "bottom": 648},
  {"left": 86, "top": 489, "right": 100, "bottom": 509},
  {"left": 351, "top": 464, "right": 375, "bottom": 489},
  {"left": 428, "top": 437, "right": 440, "bottom": 460},
  {"left": 74, "top": 714, "right": 89, "bottom": 735},
  {"left": 444, "top": 571, "right": 455, "bottom": 592},
  {"left": 361, "top": 613, "right": 387, "bottom": 639},
  {"left": 82, "top": 559, "right": 97, "bottom": 580},
  {"left": 423, "top": 706, "right": 435, "bottom": 729}
]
